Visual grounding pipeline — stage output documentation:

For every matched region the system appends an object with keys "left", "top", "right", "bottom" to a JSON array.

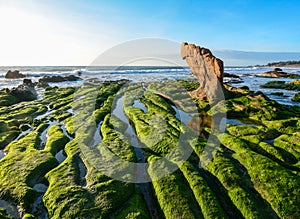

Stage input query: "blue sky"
[{"left": 0, "top": 0, "right": 300, "bottom": 65}]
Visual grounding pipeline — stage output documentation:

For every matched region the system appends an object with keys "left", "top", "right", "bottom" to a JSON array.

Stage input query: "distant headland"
[{"left": 257, "top": 60, "right": 300, "bottom": 67}]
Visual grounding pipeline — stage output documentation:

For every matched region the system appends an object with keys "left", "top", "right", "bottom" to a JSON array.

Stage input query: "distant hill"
[
  {"left": 264, "top": 60, "right": 300, "bottom": 67},
  {"left": 213, "top": 50, "right": 300, "bottom": 66}
]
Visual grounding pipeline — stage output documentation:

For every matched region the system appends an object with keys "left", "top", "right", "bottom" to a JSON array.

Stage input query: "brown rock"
[
  {"left": 258, "top": 68, "right": 299, "bottom": 78},
  {"left": 181, "top": 42, "right": 224, "bottom": 101},
  {"left": 5, "top": 70, "right": 26, "bottom": 79}
]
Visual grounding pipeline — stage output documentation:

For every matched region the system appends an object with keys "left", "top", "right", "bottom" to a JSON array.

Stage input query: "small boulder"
[
  {"left": 5, "top": 70, "right": 26, "bottom": 79},
  {"left": 39, "top": 75, "right": 80, "bottom": 83},
  {"left": 35, "top": 81, "right": 49, "bottom": 88},
  {"left": 292, "top": 92, "right": 300, "bottom": 102},
  {"left": 23, "top": 79, "right": 34, "bottom": 87},
  {"left": 8, "top": 84, "right": 37, "bottom": 102},
  {"left": 20, "top": 124, "right": 31, "bottom": 131},
  {"left": 274, "top": 68, "right": 282, "bottom": 72},
  {"left": 224, "top": 72, "right": 241, "bottom": 79}
]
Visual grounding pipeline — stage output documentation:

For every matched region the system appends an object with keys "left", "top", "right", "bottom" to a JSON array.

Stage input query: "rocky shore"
[{"left": 0, "top": 45, "right": 299, "bottom": 219}]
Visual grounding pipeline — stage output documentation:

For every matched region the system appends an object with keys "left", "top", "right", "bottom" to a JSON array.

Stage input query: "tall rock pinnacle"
[{"left": 181, "top": 42, "right": 224, "bottom": 101}]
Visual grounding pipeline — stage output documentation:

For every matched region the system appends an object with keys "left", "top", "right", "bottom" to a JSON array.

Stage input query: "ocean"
[{"left": 0, "top": 66, "right": 299, "bottom": 106}]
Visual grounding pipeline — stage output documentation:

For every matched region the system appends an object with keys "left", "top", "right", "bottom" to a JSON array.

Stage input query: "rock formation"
[
  {"left": 9, "top": 85, "right": 37, "bottom": 102},
  {"left": 5, "top": 70, "right": 26, "bottom": 79},
  {"left": 181, "top": 42, "right": 224, "bottom": 101},
  {"left": 258, "top": 68, "right": 299, "bottom": 78},
  {"left": 39, "top": 75, "right": 80, "bottom": 83}
]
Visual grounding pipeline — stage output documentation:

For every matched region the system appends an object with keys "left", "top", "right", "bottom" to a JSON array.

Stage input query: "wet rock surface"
[
  {"left": 260, "top": 79, "right": 300, "bottom": 91},
  {"left": 39, "top": 75, "right": 81, "bottom": 83},
  {"left": 0, "top": 79, "right": 299, "bottom": 218},
  {"left": 258, "top": 68, "right": 300, "bottom": 78}
]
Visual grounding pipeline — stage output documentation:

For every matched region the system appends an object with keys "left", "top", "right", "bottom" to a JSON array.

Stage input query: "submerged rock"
[
  {"left": 270, "top": 92, "right": 285, "bottom": 97},
  {"left": 5, "top": 70, "right": 26, "bottom": 79}
]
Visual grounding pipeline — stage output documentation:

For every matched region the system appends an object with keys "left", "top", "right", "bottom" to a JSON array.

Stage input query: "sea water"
[{"left": 0, "top": 66, "right": 299, "bottom": 106}]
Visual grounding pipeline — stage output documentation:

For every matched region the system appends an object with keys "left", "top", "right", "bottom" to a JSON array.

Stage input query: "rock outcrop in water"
[
  {"left": 258, "top": 68, "right": 300, "bottom": 78},
  {"left": 5, "top": 70, "right": 26, "bottom": 79},
  {"left": 0, "top": 81, "right": 37, "bottom": 106},
  {"left": 7, "top": 83, "right": 37, "bottom": 102},
  {"left": 39, "top": 75, "right": 81, "bottom": 83},
  {"left": 181, "top": 42, "right": 224, "bottom": 100}
]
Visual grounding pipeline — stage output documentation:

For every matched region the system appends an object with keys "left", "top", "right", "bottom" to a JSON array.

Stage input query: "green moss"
[
  {"left": 148, "top": 156, "right": 202, "bottom": 219},
  {"left": 177, "top": 80, "right": 200, "bottom": 91},
  {"left": 204, "top": 147, "right": 266, "bottom": 219},
  {"left": 292, "top": 92, "right": 300, "bottom": 102},
  {"left": 22, "top": 213, "right": 35, "bottom": 219},
  {"left": 44, "top": 125, "right": 69, "bottom": 155},
  {"left": 218, "top": 133, "right": 300, "bottom": 218},
  {"left": 44, "top": 139, "right": 135, "bottom": 219},
  {"left": 101, "top": 114, "right": 136, "bottom": 162},
  {"left": 227, "top": 125, "right": 262, "bottom": 137},
  {"left": 0, "top": 91, "right": 18, "bottom": 106},
  {"left": 35, "top": 123, "right": 49, "bottom": 134},
  {"left": 207, "top": 100, "right": 227, "bottom": 116},
  {"left": 93, "top": 95, "right": 115, "bottom": 124},
  {"left": 114, "top": 192, "right": 151, "bottom": 219},
  {"left": 0, "top": 208, "right": 14, "bottom": 219},
  {"left": 262, "top": 118, "right": 299, "bottom": 134},
  {"left": 0, "top": 80, "right": 299, "bottom": 218},
  {"left": 260, "top": 80, "right": 300, "bottom": 90},
  {"left": 179, "top": 161, "right": 227, "bottom": 219},
  {"left": 143, "top": 92, "right": 174, "bottom": 113},
  {"left": 64, "top": 117, "right": 75, "bottom": 136},
  {"left": 273, "top": 133, "right": 300, "bottom": 161},
  {"left": 0, "top": 130, "right": 19, "bottom": 149},
  {"left": 0, "top": 132, "right": 57, "bottom": 211}
]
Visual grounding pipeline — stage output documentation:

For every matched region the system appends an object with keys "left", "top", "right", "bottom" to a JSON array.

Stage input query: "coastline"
[{"left": 0, "top": 77, "right": 299, "bottom": 218}]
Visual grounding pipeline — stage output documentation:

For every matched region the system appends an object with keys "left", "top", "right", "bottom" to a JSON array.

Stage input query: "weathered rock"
[
  {"left": 224, "top": 72, "right": 241, "bottom": 79},
  {"left": 5, "top": 70, "right": 26, "bottom": 79},
  {"left": 224, "top": 73, "right": 243, "bottom": 84},
  {"left": 7, "top": 84, "right": 37, "bottom": 102},
  {"left": 261, "top": 80, "right": 300, "bottom": 91},
  {"left": 23, "top": 79, "right": 34, "bottom": 87},
  {"left": 258, "top": 68, "right": 299, "bottom": 78},
  {"left": 39, "top": 75, "right": 80, "bottom": 83},
  {"left": 35, "top": 81, "right": 49, "bottom": 88},
  {"left": 181, "top": 42, "right": 224, "bottom": 100}
]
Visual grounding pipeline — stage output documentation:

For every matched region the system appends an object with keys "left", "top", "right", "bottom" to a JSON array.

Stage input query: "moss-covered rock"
[
  {"left": 260, "top": 80, "right": 300, "bottom": 91},
  {"left": 0, "top": 132, "right": 58, "bottom": 211},
  {"left": 292, "top": 92, "right": 300, "bottom": 102},
  {"left": 0, "top": 80, "right": 299, "bottom": 218}
]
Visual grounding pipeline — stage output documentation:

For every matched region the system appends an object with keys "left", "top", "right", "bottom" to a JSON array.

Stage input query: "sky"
[{"left": 0, "top": 0, "right": 300, "bottom": 66}]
